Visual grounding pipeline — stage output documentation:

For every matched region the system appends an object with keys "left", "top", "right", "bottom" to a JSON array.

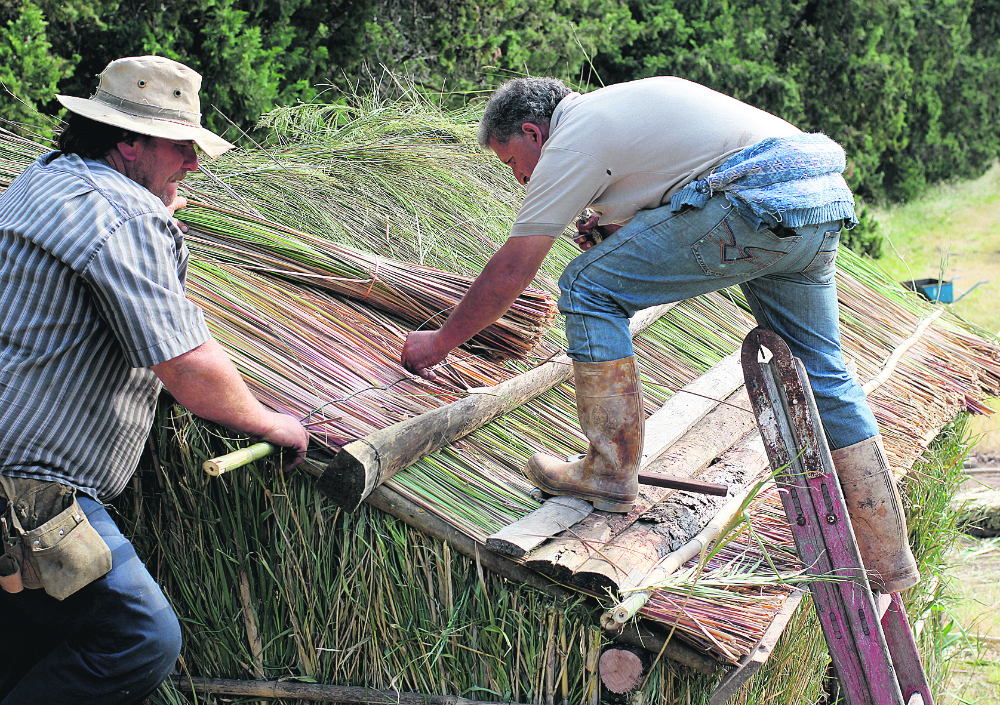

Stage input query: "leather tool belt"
[{"left": 0, "top": 478, "right": 111, "bottom": 600}]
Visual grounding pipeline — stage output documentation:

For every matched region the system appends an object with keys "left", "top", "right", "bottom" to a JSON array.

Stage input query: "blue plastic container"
[{"left": 902, "top": 278, "right": 954, "bottom": 303}]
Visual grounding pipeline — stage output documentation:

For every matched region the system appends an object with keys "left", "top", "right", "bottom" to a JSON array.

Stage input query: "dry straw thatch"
[{"left": 1, "top": 89, "right": 998, "bottom": 703}]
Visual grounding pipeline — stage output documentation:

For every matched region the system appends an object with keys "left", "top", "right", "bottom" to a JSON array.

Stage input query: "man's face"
[
  {"left": 125, "top": 137, "right": 199, "bottom": 200},
  {"left": 489, "top": 122, "right": 547, "bottom": 186}
]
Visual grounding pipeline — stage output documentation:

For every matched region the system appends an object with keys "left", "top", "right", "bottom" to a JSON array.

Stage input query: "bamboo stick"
[
  {"left": 205, "top": 442, "right": 275, "bottom": 476},
  {"left": 169, "top": 675, "right": 532, "bottom": 704}
]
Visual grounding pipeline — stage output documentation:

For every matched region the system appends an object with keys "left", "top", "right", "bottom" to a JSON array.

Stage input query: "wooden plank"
[
  {"left": 569, "top": 434, "right": 768, "bottom": 595},
  {"left": 640, "top": 351, "right": 745, "bottom": 466},
  {"left": 708, "top": 588, "right": 806, "bottom": 705},
  {"left": 525, "top": 387, "right": 754, "bottom": 580},
  {"left": 485, "top": 496, "right": 592, "bottom": 558},
  {"left": 316, "top": 303, "right": 678, "bottom": 512},
  {"left": 169, "top": 675, "right": 533, "bottom": 704}
]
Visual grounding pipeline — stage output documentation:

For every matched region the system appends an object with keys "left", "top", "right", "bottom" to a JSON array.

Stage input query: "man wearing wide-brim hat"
[{"left": 0, "top": 56, "right": 308, "bottom": 704}]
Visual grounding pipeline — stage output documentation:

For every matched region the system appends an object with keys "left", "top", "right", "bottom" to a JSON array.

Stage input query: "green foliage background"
[{"left": 2, "top": 0, "right": 999, "bottom": 203}]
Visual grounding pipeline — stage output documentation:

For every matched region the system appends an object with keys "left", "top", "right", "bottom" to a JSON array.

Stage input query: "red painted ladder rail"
[{"left": 740, "top": 327, "right": 932, "bottom": 705}]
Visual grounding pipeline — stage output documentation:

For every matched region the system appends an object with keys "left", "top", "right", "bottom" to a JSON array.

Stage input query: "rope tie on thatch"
[{"left": 362, "top": 256, "right": 380, "bottom": 300}]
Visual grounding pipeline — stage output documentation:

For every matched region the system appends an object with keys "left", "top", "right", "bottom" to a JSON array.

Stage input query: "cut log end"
[
  {"left": 599, "top": 646, "right": 647, "bottom": 694},
  {"left": 486, "top": 496, "right": 592, "bottom": 557},
  {"left": 315, "top": 449, "right": 366, "bottom": 512}
]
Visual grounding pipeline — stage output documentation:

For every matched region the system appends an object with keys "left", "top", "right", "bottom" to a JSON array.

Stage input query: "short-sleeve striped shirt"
[{"left": 0, "top": 152, "right": 211, "bottom": 501}]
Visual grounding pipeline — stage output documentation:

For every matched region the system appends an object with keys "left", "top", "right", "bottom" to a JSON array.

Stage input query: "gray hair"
[{"left": 477, "top": 77, "right": 572, "bottom": 148}]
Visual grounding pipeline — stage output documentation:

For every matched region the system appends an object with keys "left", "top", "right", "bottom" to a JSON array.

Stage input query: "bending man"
[{"left": 402, "top": 76, "right": 918, "bottom": 594}]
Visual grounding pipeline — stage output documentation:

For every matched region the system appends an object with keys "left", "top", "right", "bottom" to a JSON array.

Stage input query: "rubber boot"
[
  {"left": 831, "top": 435, "right": 920, "bottom": 593},
  {"left": 525, "top": 357, "right": 644, "bottom": 513}
]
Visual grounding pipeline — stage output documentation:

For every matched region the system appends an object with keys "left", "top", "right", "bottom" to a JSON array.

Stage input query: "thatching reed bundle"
[{"left": 184, "top": 204, "right": 558, "bottom": 361}]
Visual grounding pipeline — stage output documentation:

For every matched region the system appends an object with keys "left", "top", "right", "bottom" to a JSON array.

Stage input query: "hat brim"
[{"left": 57, "top": 95, "right": 234, "bottom": 158}]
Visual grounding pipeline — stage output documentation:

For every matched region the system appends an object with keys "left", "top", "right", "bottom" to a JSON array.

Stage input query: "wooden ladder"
[{"left": 740, "top": 328, "right": 933, "bottom": 705}]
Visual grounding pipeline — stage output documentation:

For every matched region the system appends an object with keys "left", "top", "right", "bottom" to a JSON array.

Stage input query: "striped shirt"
[{"left": 0, "top": 152, "right": 211, "bottom": 501}]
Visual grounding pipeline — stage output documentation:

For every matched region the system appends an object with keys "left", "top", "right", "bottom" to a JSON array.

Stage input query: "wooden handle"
[
  {"left": 637, "top": 472, "right": 729, "bottom": 496},
  {"left": 204, "top": 442, "right": 276, "bottom": 476}
]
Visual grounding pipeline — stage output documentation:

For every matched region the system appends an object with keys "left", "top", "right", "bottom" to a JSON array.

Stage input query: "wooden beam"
[
  {"left": 639, "top": 351, "right": 745, "bottom": 466},
  {"left": 613, "top": 622, "right": 720, "bottom": 675},
  {"left": 316, "top": 303, "right": 678, "bottom": 512},
  {"left": 599, "top": 645, "right": 648, "bottom": 694},
  {"left": 169, "top": 675, "right": 531, "bottom": 704}
]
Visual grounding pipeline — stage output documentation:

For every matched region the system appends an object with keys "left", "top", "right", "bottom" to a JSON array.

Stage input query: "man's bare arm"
[
  {"left": 401, "top": 235, "right": 555, "bottom": 380},
  {"left": 153, "top": 339, "right": 309, "bottom": 466}
]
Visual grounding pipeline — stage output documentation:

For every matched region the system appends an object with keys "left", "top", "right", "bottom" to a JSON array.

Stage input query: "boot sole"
[
  {"left": 525, "top": 458, "right": 636, "bottom": 513},
  {"left": 529, "top": 483, "right": 634, "bottom": 513}
]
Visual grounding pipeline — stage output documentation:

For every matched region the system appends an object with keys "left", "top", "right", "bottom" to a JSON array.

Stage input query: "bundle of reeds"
[
  {"left": 0, "top": 126, "right": 51, "bottom": 184},
  {"left": 187, "top": 260, "right": 522, "bottom": 450}
]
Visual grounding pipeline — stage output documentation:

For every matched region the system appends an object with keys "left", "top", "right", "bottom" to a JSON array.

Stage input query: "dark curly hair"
[
  {"left": 477, "top": 77, "right": 572, "bottom": 148},
  {"left": 57, "top": 113, "right": 147, "bottom": 159}
]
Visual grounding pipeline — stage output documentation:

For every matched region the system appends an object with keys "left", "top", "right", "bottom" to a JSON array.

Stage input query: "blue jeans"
[
  {"left": 558, "top": 194, "right": 878, "bottom": 450},
  {"left": 0, "top": 495, "right": 181, "bottom": 704}
]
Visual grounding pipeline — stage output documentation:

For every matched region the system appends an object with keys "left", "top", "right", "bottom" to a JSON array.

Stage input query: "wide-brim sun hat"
[{"left": 56, "top": 55, "right": 234, "bottom": 158}]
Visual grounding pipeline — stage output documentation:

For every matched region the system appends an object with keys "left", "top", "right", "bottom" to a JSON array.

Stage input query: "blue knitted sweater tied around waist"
[{"left": 670, "top": 133, "right": 858, "bottom": 230}]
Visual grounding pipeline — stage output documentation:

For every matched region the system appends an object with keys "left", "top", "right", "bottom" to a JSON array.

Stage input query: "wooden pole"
[
  {"left": 599, "top": 646, "right": 648, "bottom": 694},
  {"left": 613, "top": 622, "right": 719, "bottom": 674},
  {"left": 169, "top": 675, "right": 531, "bottom": 704},
  {"left": 316, "top": 303, "right": 678, "bottom": 512}
]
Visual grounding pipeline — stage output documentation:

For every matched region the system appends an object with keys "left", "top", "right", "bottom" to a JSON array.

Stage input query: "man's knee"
[{"left": 128, "top": 603, "right": 182, "bottom": 694}]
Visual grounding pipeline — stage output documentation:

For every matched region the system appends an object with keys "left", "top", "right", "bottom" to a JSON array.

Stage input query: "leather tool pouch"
[{"left": 0, "top": 478, "right": 112, "bottom": 600}]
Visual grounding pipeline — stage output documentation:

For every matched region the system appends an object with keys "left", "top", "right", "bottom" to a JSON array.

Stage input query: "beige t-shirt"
[{"left": 508, "top": 76, "right": 801, "bottom": 238}]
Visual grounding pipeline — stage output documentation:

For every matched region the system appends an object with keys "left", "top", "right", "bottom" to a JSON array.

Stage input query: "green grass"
[{"left": 871, "top": 162, "right": 1000, "bottom": 335}]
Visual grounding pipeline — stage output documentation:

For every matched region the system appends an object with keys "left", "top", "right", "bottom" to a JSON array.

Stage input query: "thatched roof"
[{"left": 1, "top": 96, "right": 997, "bottom": 700}]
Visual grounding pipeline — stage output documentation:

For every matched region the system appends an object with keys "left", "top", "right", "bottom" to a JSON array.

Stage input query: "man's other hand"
[
  {"left": 161, "top": 182, "right": 190, "bottom": 233},
  {"left": 259, "top": 412, "right": 310, "bottom": 470},
  {"left": 574, "top": 210, "right": 620, "bottom": 251}
]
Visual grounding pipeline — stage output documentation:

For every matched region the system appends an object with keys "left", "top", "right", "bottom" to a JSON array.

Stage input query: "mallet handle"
[{"left": 203, "top": 442, "right": 276, "bottom": 476}]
